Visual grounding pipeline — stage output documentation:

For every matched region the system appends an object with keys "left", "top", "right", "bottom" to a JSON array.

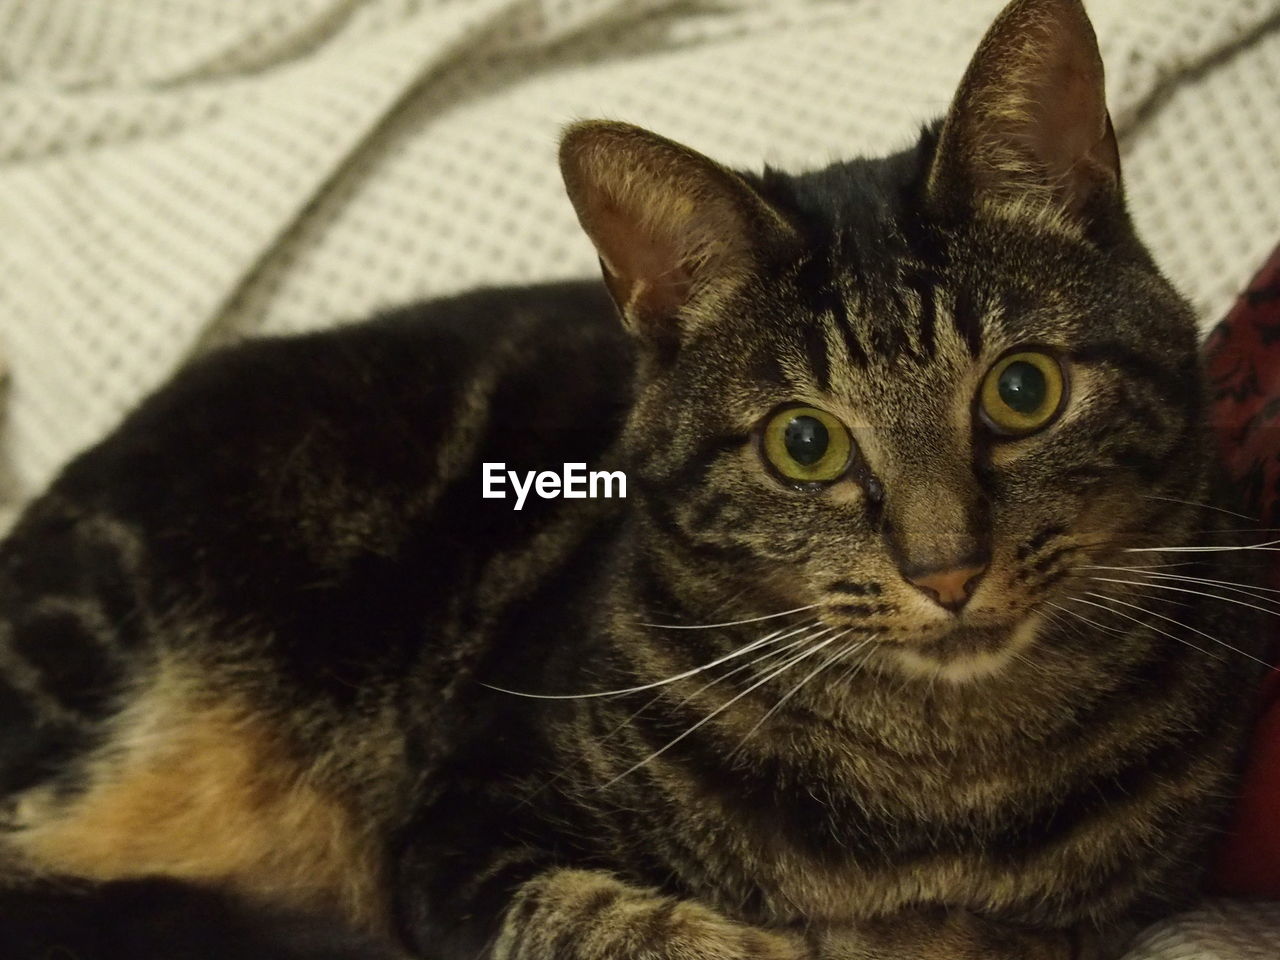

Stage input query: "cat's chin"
[{"left": 886, "top": 611, "right": 1046, "bottom": 684}]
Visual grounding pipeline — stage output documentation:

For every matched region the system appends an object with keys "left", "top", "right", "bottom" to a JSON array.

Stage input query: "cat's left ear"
[
  {"left": 560, "top": 121, "right": 795, "bottom": 350},
  {"left": 928, "top": 0, "right": 1121, "bottom": 229}
]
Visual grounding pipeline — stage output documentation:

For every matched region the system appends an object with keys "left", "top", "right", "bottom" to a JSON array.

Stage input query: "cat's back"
[
  {"left": 3, "top": 278, "right": 632, "bottom": 692},
  {"left": 49, "top": 279, "right": 628, "bottom": 524}
]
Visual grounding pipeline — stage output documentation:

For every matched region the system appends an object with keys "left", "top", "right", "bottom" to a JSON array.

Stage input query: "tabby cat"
[{"left": 0, "top": 0, "right": 1268, "bottom": 957}]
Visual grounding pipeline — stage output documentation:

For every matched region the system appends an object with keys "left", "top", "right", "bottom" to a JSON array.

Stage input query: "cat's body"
[
  {"left": 0, "top": 1, "right": 1271, "bottom": 958},
  {"left": 0, "top": 281, "right": 630, "bottom": 931}
]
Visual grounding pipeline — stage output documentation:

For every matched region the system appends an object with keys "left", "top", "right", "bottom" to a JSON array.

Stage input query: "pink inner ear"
[
  {"left": 593, "top": 199, "right": 693, "bottom": 323},
  {"left": 1021, "top": 40, "right": 1113, "bottom": 212},
  {"left": 1029, "top": 59, "right": 1096, "bottom": 178}
]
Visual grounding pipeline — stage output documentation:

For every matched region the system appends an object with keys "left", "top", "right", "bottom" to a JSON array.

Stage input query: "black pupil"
[
  {"left": 783, "top": 415, "right": 829, "bottom": 466},
  {"left": 997, "top": 361, "right": 1047, "bottom": 415}
]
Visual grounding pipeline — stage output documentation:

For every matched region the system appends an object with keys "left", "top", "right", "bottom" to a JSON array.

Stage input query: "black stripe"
[
  {"left": 501, "top": 890, "right": 545, "bottom": 960},
  {"left": 826, "top": 581, "right": 882, "bottom": 597},
  {"left": 802, "top": 322, "right": 832, "bottom": 392},
  {"left": 1070, "top": 342, "right": 1189, "bottom": 406},
  {"left": 897, "top": 178, "right": 951, "bottom": 272},
  {"left": 884, "top": 285, "right": 919, "bottom": 363},
  {"left": 639, "top": 498, "right": 758, "bottom": 567},
  {"left": 687, "top": 493, "right": 732, "bottom": 534},
  {"left": 640, "top": 434, "right": 749, "bottom": 495},
  {"left": 833, "top": 225, "right": 867, "bottom": 308},
  {"left": 1019, "top": 524, "right": 1066, "bottom": 560},
  {"left": 905, "top": 270, "right": 939, "bottom": 358},
  {"left": 629, "top": 553, "right": 689, "bottom": 622},
  {"left": 791, "top": 252, "right": 846, "bottom": 372},
  {"left": 950, "top": 285, "right": 984, "bottom": 358},
  {"left": 828, "top": 602, "right": 895, "bottom": 617},
  {"left": 831, "top": 288, "right": 869, "bottom": 369},
  {"left": 1039, "top": 629, "right": 1194, "bottom": 755},
  {"left": 639, "top": 898, "right": 678, "bottom": 946},
  {"left": 79, "top": 535, "right": 148, "bottom": 651},
  {"left": 795, "top": 241, "right": 868, "bottom": 370},
  {"left": 1033, "top": 567, "right": 1070, "bottom": 592},
  {"left": 1121, "top": 393, "right": 1166, "bottom": 434},
  {"left": 1070, "top": 406, "right": 1186, "bottom": 484},
  {"left": 1145, "top": 409, "right": 1201, "bottom": 483},
  {"left": 565, "top": 885, "right": 619, "bottom": 931},
  {"left": 1031, "top": 545, "right": 1073, "bottom": 576},
  {"left": 968, "top": 623, "right": 1240, "bottom": 864},
  {"left": 618, "top": 705, "right": 930, "bottom": 869}
]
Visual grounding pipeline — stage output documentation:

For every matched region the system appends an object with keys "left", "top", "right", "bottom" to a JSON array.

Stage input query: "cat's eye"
[
  {"left": 760, "top": 405, "right": 853, "bottom": 484},
  {"left": 979, "top": 350, "right": 1066, "bottom": 436}
]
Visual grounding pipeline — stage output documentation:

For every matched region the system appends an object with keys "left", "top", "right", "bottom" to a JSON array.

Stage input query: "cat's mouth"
[
  {"left": 913, "top": 625, "right": 1010, "bottom": 659},
  {"left": 883, "top": 611, "right": 1047, "bottom": 682}
]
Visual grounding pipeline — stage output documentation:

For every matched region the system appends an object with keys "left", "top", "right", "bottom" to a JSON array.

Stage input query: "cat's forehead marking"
[{"left": 808, "top": 283, "right": 997, "bottom": 408}]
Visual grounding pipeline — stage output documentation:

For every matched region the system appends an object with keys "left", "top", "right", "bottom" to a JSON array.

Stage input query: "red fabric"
[{"left": 1204, "top": 244, "right": 1280, "bottom": 896}]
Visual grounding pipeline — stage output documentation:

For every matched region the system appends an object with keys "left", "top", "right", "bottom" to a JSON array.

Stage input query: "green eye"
[
  {"left": 980, "top": 351, "right": 1065, "bottom": 436},
  {"left": 761, "top": 406, "right": 853, "bottom": 483}
]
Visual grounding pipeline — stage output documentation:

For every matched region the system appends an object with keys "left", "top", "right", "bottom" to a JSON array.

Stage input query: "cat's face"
[
  {"left": 561, "top": 0, "right": 1207, "bottom": 679},
  {"left": 623, "top": 214, "right": 1204, "bottom": 680}
]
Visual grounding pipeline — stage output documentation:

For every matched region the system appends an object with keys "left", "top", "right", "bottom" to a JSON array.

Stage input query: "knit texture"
[{"left": 2, "top": 3, "right": 1280, "bottom": 953}]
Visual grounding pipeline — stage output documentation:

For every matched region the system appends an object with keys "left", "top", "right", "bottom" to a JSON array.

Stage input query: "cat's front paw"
[{"left": 496, "top": 869, "right": 808, "bottom": 960}]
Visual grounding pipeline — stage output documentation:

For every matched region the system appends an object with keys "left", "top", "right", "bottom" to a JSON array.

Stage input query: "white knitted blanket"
[{"left": 2, "top": 1, "right": 1280, "bottom": 954}]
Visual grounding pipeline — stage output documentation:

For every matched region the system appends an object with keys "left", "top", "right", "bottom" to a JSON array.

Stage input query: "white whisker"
[
  {"left": 482, "top": 618, "right": 820, "bottom": 700},
  {"left": 1086, "top": 565, "right": 1280, "bottom": 601},
  {"left": 1064, "top": 594, "right": 1226, "bottom": 664},
  {"left": 1140, "top": 495, "right": 1257, "bottom": 522},
  {"left": 599, "top": 628, "right": 845, "bottom": 789},
  {"left": 1077, "top": 591, "right": 1271, "bottom": 668},
  {"left": 1142, "top": 572, "right": 1280, "bottom": 596},
  {"left": 1120, "top": 587, "right": 1197, "bottom": 611},
  {"left": 636, "top": 604, "right": 817, "bottom": 630},
  {"left": 516, "top": 624, "right": 826, "bottom": 807},
  {"left": 835, "top": 639, "right": 880, "bottom": 687},
  {"left": 1092, "top": 560, "right": 1211, "bottom": 569},
  {"left": 707, "top": 588, "right": 749, "bottom": 616},
  {"left": 1088, "top": 575, "right": 1280, "bottom": 620},
  {"left": 732, "top": 632, "right": 867, "bottom": 754},
  {"left": 1125, "top": 540, "right": 1280, "bottom": 553},
  {"left": 1044, "top": 599, "right": 1129, "bottom": 637},
  {"left": 607, "top": 627, "right": 826, "bottom": 738},
  {"left": 664, "top": 626, "right": 833, "bottom": 710}
]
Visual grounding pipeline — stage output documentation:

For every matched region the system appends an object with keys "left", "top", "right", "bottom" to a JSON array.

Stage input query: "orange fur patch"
[{"left": 12, "top": 686, "right": 385, "bottom": 930}]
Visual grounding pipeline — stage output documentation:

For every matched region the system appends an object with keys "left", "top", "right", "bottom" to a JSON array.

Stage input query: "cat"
[{"left": 0, "top": 0, "right": 1269, "bottom": 957}]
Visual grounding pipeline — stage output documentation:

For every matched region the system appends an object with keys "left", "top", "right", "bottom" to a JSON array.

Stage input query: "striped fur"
[{"left": 0, "top": 1, "right": 1268, "bottom": 958}]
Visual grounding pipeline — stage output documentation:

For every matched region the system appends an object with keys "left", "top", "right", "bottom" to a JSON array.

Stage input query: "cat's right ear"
[
  {"left": 926, "top": 0, "right": 1122, "bottom": 232},
  {"left": 559, "top": 121, "right": 794, "bottom": 351}
]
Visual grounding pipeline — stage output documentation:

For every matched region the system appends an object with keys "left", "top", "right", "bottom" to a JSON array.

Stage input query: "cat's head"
[{"left": 560, "top": 0, "right": 1207, "bottom": 681}]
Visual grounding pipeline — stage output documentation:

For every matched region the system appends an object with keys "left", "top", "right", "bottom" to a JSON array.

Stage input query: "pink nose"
[{"left": 904, "top": 563, "right": 987, "bottom": 612}]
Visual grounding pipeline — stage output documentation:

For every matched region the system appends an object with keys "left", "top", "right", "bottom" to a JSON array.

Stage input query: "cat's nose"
[{"left": 901, "top": 561, "right": 988, "bottom": 612}]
